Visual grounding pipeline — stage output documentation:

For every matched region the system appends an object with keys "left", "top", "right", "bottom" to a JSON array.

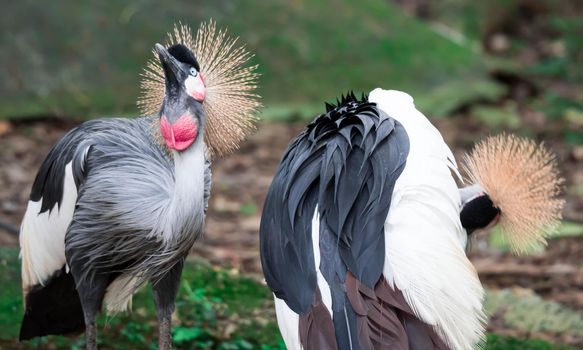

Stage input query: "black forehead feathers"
[{"left": 167, "top": 44, "right": 200, "bottom": 71}]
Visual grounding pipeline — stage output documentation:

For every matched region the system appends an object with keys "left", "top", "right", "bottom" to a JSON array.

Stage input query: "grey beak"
[
  {"left": 154, "top": 43, "right": 166, "bottom": 56},
  {"left": 155, "top": 43, "right": 181, "bottom": 90}
]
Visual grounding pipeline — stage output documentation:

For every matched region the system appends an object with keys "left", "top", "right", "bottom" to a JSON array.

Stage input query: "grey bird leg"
[
  {"left": 74, "top": 274, "right": 109, "bottom": 350},
  {"left": 85, "top": 322, "right": 97, "bottom": 350},
  {"left": 153, "top": 259, "right": 185, "bottom": 350}
]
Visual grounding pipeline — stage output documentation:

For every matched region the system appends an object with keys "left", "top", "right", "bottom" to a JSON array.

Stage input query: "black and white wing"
[
  {"left": 19, "top": 123, "right": 92, "bottom": 339},
  {"left": 261, "top": 93, "right": 441, "bottom": 349},
  {"left": 260, "top": 90, "right": 485, "bottom": 350}
]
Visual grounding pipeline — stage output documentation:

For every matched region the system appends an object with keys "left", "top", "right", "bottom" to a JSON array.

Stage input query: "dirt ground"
[{"left": 0, "top": 115, "right": 582, "bottom": 344}]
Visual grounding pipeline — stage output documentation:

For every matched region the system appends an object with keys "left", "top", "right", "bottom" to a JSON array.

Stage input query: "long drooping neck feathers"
[{"left": 161, "top": 137, "right": 206, "bottom": 242}]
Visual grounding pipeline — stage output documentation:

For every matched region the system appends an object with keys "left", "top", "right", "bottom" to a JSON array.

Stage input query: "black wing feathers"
[
  {"left": 260, "top": 92, "right": 409, "bottom": 315},
  {"left": 316, "top": 94, "right": 409, "bottom": 288},
  {"left": 260, "top": 135, "right": 320, "bottom": 313},
  {"left": 29, "top": 121, "right": 103, "bottom": 213},
  {"left": 30, "top": 128, "right": 81, "bottom": 213},
  {"left": 19, "top": 267, "right": 84, "bottom": 340}
]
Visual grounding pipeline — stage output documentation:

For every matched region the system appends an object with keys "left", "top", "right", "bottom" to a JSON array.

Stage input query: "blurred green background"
[
  {"left": 1, "top": 0, "right": 582, "bottom": 126},
  {"left": 0, "top": 0, "right": 514, "bottom": 119},
  {"left": 1, "top": 0, "right": 582, "bottom": 349}
]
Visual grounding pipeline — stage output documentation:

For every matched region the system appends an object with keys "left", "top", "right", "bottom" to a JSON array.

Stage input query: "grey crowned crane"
[
  {"left": 19, "top": 22, "right": 260, "bottom": 350},
  {"left": 259, "top": 90, "right": 563, "bottom": 350}
]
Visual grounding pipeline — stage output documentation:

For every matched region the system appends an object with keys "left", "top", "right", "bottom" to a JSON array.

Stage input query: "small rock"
[
  {"left": 241, "top": 216, "right": 261, "bottom": 232},
  {"left": 572, "top": 146, "right": 583, "bottom": 162},
  {"left": 489, "top": 33, "right": 509, "bottom": 53},
  {"left": 0, "top": 121, "right": 11, "bottom": 136},
  {"left": 1, "top": 201, "right": 18, "bottom": 213},
  {"left": 212, "top": 196, "right": 240, "bottom": 213}
]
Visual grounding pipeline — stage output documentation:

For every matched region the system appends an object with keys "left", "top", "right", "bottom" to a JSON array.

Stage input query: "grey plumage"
[
  {"left": 20, "top": 115, "right": 211, "bottom": 342},
  {"left": 204, "top": 154, "right": 212, "bottom": 214},
  {"left": 62, "top": 117, "right": 210, "bottom": 291}
]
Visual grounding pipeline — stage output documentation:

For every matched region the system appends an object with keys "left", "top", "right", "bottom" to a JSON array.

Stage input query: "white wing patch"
[
  {"left": 271, "top": 209, "right": 330, "bottom": 350},
  {"left": 20, "top": 162, "right": 77, "bottom": 292},
  {"left": 370, "top": 89, "right": 485, "bottom": 350},
  {"left": 274, "top": 295, "right": 302, "bottom": 350},
  {"left": 311, "top": 208, "right": 333, "bottom": 316}
]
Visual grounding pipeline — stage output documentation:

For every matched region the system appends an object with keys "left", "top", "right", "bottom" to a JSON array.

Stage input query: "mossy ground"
[
  {"left": 0, "top": 247, "right": 575, "bottom": 349},
  {"left": 0, "top": 247, "right": 283, "bottom": 350}
]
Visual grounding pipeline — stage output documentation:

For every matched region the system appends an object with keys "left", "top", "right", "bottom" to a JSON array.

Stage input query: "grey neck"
[{"left": 161, "top": 137, "right": 206, "bottom": 242}]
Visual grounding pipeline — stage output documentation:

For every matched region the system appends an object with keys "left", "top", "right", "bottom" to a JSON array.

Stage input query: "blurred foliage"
[
  {"left": 0, "top": 0, "right": 500, "bottom": 120},
  {"left": 532, "top": 15, "right": 583, "bottom": 84},
  {"left": 485, "top": 289, "right": 583, "bottom": 340},
  {"left": 472, "top": 104, "right": 522, "bottom": 129},
  {"left": 488, "top": 221, "right": 583, "bottom": 254},
  {"left": 239, "top": 201, "right": 258, "bottom": 217},
  {"left": 535, "top": 92, "right": 583, "bottom": 121},
  {"left": 486, "top": 334, "right": 576, "bottom": 350},
  {"left": 0, "top": 0, "right": 580, "bottom": 135},
  {"left": 0, "top": 246, "right": 21, "bottom": 337},
  {"left": 416, "top": 79, "right": 505, "bottom": 118},
  {"left": 426, "top": 0, "right": 583, "bottom": 144}
]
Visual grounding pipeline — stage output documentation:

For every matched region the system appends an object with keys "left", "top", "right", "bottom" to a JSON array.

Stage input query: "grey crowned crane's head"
[
  {"left": 138, "top": 22, "right": 261, "bottom": 157},
  {"left": 154, "top": 43, "right": 205, "bottom": 151}
]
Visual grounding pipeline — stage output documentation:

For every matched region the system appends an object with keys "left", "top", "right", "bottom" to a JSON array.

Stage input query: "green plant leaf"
[
  {"left": 239, "top": 202, "right": 258, "bottom": 216},
  {"left": 172, "top": 326, "right": 206, "bottom": 344}
]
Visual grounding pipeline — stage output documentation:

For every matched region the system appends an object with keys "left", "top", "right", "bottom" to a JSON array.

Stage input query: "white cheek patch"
[
  {"left": 184, "top": 75, "right": 197, "bottom": 93},
  {"left": 184, "top": 74, "right": 205, "bottom": 101}
]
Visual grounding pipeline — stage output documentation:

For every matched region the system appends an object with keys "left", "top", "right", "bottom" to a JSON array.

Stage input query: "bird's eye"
[{"left": 189, "top": 67, "right": 198, "bottom": 77}]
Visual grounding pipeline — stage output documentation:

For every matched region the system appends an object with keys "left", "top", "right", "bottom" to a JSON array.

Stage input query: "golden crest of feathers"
[
  {"left": 463, "top": 134, "right": 565, "bottom": 253},
  {"left": 138, "top": 20, "right": 261, "bottom": 158}
]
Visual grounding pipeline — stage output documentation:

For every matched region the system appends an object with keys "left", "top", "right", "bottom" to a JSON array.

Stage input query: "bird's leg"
[
  {"left": 158, "top": 317, "right": 171, "bottom": 350},
  {"left": 72, "top": 272, "right": 109, "bottom": 350},
  {"left": 153, "top": 259, "right": 185, "bottom": 350},
  {"left": 80, "top": 287, "right": 107, "bottom": 349},
  {"left": 80, "top": 279, "right": 108, "bottom": 350},
  {"left": 85, "top": 321, "right": 97, "bottom": 350}
]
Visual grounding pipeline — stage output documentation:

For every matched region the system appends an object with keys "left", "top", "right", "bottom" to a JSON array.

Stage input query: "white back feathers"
[
  {"left": 463, "top": 134, "right": 565, "bottom": 253},
  {"left": 138, "top": 20, "right": 261, "bottom": 158},
  {"left": 370, "top": 88, "right": 485, "bottom": 350}
]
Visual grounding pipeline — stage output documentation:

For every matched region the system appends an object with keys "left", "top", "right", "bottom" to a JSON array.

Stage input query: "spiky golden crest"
[
  {"left": 463, "top": 134, "right": 565, "bottom": 253},
  {"left": 138, "top": 20, "right": 261, "bottom": 158}
]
